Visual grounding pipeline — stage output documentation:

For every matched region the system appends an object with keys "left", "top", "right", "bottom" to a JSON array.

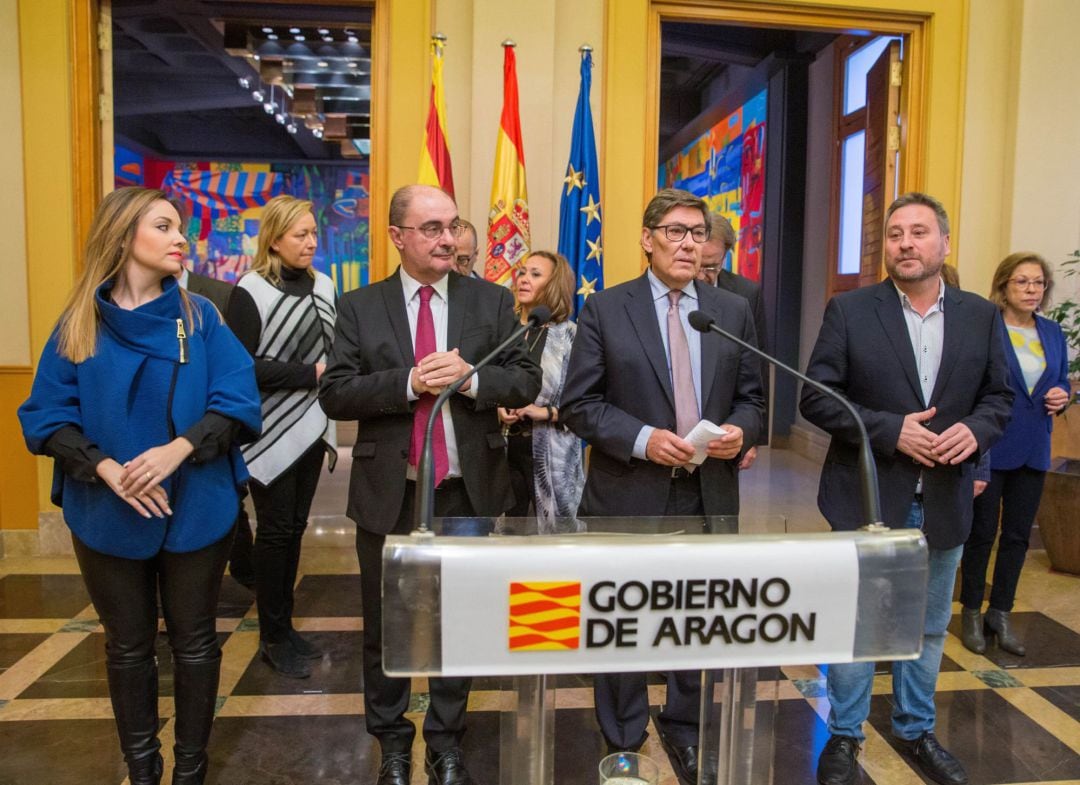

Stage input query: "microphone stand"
[
  {"left": 689, "top": 311, "right": 883, "bottom": 527},
  {"left": 414, "top": 308, "right": 550, "bottom": 534}
]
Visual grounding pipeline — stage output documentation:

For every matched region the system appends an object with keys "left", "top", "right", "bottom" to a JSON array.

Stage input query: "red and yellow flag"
[
  {"left": 484, "top": 43, "right": 529, "bottom": 285},
  {"left": 418, "top": 37, "right": 455, "bottom": 197},
  {"left": 508, "top": 581, "right": 581, "bottom": 651}
]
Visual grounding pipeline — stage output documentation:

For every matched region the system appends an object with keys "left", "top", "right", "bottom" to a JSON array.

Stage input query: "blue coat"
[
  {"left": 990, "top": 314, "right": 1070, "bottom": 472},
  {"left": 19, "top": 276, "right": 262, "bottom": 558}
]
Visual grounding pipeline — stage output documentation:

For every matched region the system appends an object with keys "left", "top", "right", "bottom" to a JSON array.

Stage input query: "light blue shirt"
[{"left": 631, "top": 270, "right": 703, "bottom": 459}]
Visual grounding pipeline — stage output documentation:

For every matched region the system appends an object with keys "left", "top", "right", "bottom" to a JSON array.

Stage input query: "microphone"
[
  {"left": 688, "top": 309, "right": 883, "bottom": 527},
  {"left": 414, "top": 305, "right": 553, "bottom": 533}
]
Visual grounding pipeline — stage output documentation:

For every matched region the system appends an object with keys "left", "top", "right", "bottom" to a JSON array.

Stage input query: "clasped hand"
[
  {"left": 96, "top": 438, "right": 194, "bottom": 519},
  {"left": 412, "top": 348, "right": 472, "bottom": 395},
  {"left": 896, "top": 406, "right": 977, "bottom": 467}
]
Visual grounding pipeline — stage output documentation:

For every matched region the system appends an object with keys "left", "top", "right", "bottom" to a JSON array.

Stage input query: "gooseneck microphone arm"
[
  {"left": 688, "top": 310, "right": 883, "bottom": 526},
  {"left": 414, "top": 305, "right": 552, "bottom": 534}
]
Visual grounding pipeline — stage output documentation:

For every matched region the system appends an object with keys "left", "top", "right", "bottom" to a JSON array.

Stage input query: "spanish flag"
[
  {"left": 484, "top": 42, "right": 530, "bottom": 285},
  {"left": 418, "top": 36, "right": 454, "bottom": 197}
]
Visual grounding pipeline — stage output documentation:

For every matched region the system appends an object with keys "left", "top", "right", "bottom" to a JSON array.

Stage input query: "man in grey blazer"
[
  {"left": 319, "top": 185, "right": 540, "bottom": 785},
  {"left": 800, "top": 193, "right": 1012, "bottom": 785},
  {"left": 561, "top": 188, "right": 765, "bottom": 785}
]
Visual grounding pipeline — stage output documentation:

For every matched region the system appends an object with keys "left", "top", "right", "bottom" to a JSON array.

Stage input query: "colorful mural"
[
  {"left": 115, "top": 146, "right": 370, "bottom": 293},
  {"left": 659, "top": 89, "right": 767, "bottom": 282}
]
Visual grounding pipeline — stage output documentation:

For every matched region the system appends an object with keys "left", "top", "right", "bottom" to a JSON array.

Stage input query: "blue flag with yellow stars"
[{"left": 558, "top": 48, "right": 603, "bottom": 317}]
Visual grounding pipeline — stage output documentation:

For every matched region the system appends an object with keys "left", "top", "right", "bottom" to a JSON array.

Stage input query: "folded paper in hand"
[{"left": 684, "top": 419, "right": 728, "bottom": 465}]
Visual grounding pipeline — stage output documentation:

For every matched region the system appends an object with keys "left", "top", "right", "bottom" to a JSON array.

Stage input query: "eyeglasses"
[
  {"left": 700, "top": 265, "right": 720, "bottom": 274},
  {"left": 1008, "top": 277, "right": 1047, "bottom": 290},
  {"left": 395, "top": 221, "right": 468, "bottom": 240},
  {"left": 652, "top": 223, "right": 710, "bottom": 243}
]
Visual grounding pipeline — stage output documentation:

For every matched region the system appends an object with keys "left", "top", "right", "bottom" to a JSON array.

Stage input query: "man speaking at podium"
[
  {"left": 561, "top": 188, "right": 765, "bottom": 785},
  {"left": 801, "top": 193, "right": 1011, "bottom": 785},
  {"left": 319, "top": 185, "right": 540, "bottom": 785}
]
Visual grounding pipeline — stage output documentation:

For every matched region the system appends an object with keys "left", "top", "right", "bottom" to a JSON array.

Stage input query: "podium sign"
[
  {"left": 438, "top": 536, "right": 858, "bottom": 676},
  {"left": 382, "top": 528, "right": 928, "bottom": 678}
]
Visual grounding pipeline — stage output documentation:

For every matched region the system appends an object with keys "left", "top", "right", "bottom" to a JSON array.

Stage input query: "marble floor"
[{"left": 1, "top": 448, "right": 1079, "bottom": 784}]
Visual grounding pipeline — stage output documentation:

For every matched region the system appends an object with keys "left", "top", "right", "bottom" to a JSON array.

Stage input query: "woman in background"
[
  {"left": 960, "top": 252, "right": 1071, "bottom": 655},
  {"left": 227, "top": 195, "right": 337, "bottom": 679},
  {"left": 500, "top": 251, "right": 584, "bottom": 525},
  {"left": 18, "top": 187, "right": 260, "bottom": 785}
]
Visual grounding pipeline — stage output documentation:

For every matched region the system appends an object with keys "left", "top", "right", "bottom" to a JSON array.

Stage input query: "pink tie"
[
  {"left": 667, "top": 290, "right": 698, "bottom": 437},
  {"left": 409, "top": 286, "right": 449, "bottom": 486}
]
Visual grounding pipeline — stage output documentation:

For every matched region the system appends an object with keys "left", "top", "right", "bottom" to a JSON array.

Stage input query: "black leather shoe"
[
  {"left": 287, "top": 629, "right": 323, "bottom": 660},
  {"left": 377, "top": 752, "right": 411, "bottom": 785},
  {"left": 817, "top": 734, "right": 860, "bottom": 785},
  {"left": 425, "top": 747, "right": 475, "bottom": 785},
  {"left": 900, "top": 732, "right": 968, "bottom": 784},
  {"left": 259, "top": 640, "right": 311, "bottom": 679},
  {"left": 658, "top": 734, "right": 699, "bottom": 785}
]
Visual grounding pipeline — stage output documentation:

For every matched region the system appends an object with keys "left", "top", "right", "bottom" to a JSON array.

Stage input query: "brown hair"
[
  {"left": 642, "top": 188, "right": 710, "bottom": 232},
  {"left": 516, "top": 251, "right": 574, "bottom": 324},
  {"left": 250, "top": 195, "right": 316, "bottom": 286},
  {"left": 885, "top": 192, "right": 950, "bottom": 236},
  {"left": 57, "top": 187, "right": 196, "bottom": 362},
  {"left": 940, "top": 264, "right": 960, "bottom": 288},
  {"left": 707, "top": 212, "right": 736, "bottom": 254},
  {"left": 988, "top": 251, "right": 1054, "bottom": 311}
]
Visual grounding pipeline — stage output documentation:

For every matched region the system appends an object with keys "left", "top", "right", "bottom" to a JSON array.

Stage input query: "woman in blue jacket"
[
  {"left": 18, "top": 187, "right": 261, "bottom": 785},
  {"left": 960, "top": 252, "right": 1071, "bottom": 655}
]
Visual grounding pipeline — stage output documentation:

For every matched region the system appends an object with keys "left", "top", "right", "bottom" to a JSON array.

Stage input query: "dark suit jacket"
[
  {"left": 318, "top": 269, "right": 541, "bottom": 533},
  {"left": 799, "top": 280, "right": 1013, "bottom": 548},
  {"left": 715, "top": 269, "right": 769, "bottom": 444},
  {"left": 991, "top": 314, "right": 1070, "bottom": 472},
  {"left": 185, "top": 271, "right": 234, "bottom": 315},
  {"left": 560, "top": 273, "right": 765, "bottom": 517}
]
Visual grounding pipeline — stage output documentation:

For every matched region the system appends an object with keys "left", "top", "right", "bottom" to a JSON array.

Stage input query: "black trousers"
[
  {"left": 594, "top": 472, "right": 706, "bottom": 749},
  {"left": 356, "top": 478, "right": 474, "bottom": 754},
  {"left": 250, "top": 443, "right": 325, "bottom": 642},
  {"left": 961, "top": 466, "right": 1046, "bottom": 612},
  {"left": 506, "top": 432, "right": 535, "bottom": 517},
  {"left": 73, "top": 532, "right": 232, "bottom": 765}
]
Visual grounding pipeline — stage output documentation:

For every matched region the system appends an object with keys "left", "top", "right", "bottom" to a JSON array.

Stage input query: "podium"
[{"left": 382, "top": 516, "right": 927, "bottom": 785}]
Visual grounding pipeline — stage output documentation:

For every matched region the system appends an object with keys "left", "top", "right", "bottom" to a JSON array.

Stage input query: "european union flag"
[{"left": 558, "top": 49, "right": 603, "bottom": 317}]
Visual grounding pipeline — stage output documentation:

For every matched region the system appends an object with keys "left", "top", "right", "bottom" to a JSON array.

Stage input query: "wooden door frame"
[{"left": 602, "top": 0, "right": 962, "bottom": 288}]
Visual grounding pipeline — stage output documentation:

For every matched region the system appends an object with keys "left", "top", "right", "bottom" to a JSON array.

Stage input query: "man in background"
[
  {"left": 453, "top": 218, "right": 481, "bottom": 278},
  {"left": 696, "top": 213, "right": 769, "bottom": 469}
]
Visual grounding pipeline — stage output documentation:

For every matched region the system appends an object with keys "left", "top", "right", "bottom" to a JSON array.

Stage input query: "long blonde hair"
[
  {"left": 249, "top": 195, "right": 316, "bottom": 286},
  {"left": 57, "top": 187, "right": 195, "bottom": 363}
]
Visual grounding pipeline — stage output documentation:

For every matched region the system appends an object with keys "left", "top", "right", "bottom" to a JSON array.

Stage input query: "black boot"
[
  {"left": 107, "top": 659, "right": 163, "bottom": 785},
  {"left": 171, "top": 656, "right": 221, "bottom": 785},
  {"left": 960, "top": 607, "right": 986, "bottom": 654},
  {"left": 984, "top": 608, "right": 1026, "bottom": 656}
]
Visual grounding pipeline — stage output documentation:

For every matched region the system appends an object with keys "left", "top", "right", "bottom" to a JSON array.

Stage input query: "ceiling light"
[
  {"left": 261, "top": 27, "right": 273, "bottom": 34},
  {"left": 251, "top": 89, "right": 264, "bottom": 102},
  {"left": 266, "top": 34, "right": 278, "bottom": 41},
  {"left": 317, "top": 28, "right": 330, "bottom": 35},
  {"left": 238, "top": 77, "right": 251, "bottom": 89},
  {"left": 312, "top": 128, "right": 323, "bottom": 139},
  {"left": 317, "top": 61, "right": 329, "bottom": 68},
  {"left": 289, "top": 27, "right": 301, "bottom": 34},
  {"left": 275, "top": 112, "right": 287, "bottom": 124},
  {"left": 294, "top": 35, "right": 305, "bottom": 42},
  {"left": 286, "top": 123, "right": 298, "bottom": 134},
  {"left": 348, "top": 35, "right": 358, "bottom": 44},
  {"left": 348, "top": 61, "right": 358, "bottom": 68},
  {"left": 263, "top": 101, "right": 275, "bottom": 114},
  {"left": 322, "top": 36, "right": 334, "bottom": 42}
]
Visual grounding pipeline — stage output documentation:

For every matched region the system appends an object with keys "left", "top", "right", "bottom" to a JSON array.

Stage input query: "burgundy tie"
[
  {"left": 667, "top": 290, "right": 698, "bottom": 437},
  {"left": 409, "top": 285, "right": 449, "bottom": 486}
]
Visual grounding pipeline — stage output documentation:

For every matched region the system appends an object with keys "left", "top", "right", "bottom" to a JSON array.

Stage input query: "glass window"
[
  {"left": 843, "top": 36, "right": 901, "bottom": 115},
  {"left": 838, "top": 131, "right": 866, "bottom": 275}
]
